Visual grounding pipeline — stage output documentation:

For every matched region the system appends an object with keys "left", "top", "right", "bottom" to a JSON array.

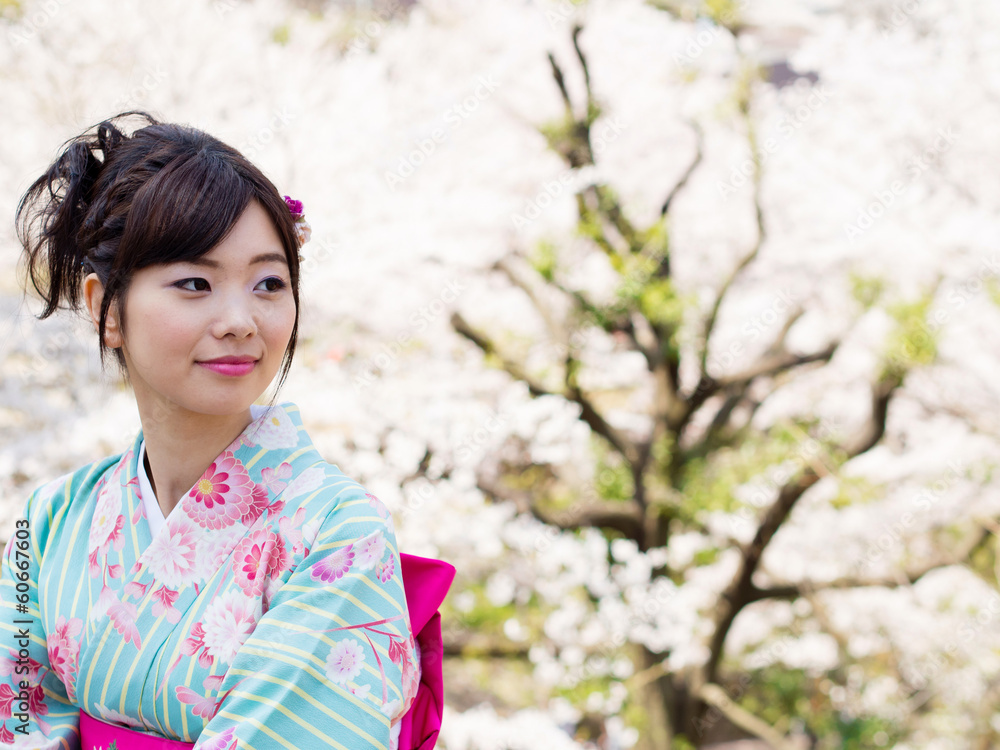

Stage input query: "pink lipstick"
[{"left": 197, "top": 356, "right": 258, "bottom": 377}]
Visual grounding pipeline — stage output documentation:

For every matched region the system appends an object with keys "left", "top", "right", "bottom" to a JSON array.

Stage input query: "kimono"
[{"left": 0, "top": 401, "right": 421, "bottom": 749}]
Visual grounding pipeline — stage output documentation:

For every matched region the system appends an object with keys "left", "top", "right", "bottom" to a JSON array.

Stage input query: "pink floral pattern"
[
  {"left": 398, "top": 634, "right": 420, "bottom": 709},
  {"left": 176, "top": 685, "right": 221, "bottom": 719},
  {"left": 311, "top": 544, "right": 354, "bottom": 582},
  {"left": 143, "top": 513, "right": 201, "bottom": 588},
  {"left": 108, "top": 597, "right": 141, "bottom": 648},
  {"left": 88, "top": 460, "right": 128, "bottom": 558},
  {"left": 278, "top": 507, "right": 309, "bottom": 557},
  {"left": 182, "top": 451, "right": 256, "bottom": 530},
  {"left": 46, "top": 616, "right": 83, "bottom": 701},
  {"left": 240, "top": 482, "right": 270, "bottom": 526},
  {"left": 231, "top": 528, "right": 289, "bottom": 598},
  {"left": 152, "top": 586, "right": 182, "bottom": 624},
  {"left": 197, "top": 725, "right": 239, "bottom": 750},
  {"left": 366, "top": 491, "right": 390, "bottom": 518},
  {"left": 0, "top": 648, "right": 43, "bottom": 686},
  {"left": 376, "top": 554, "right": 395, "bottom": 583},
  {"left": 247, "top": 407, "right": 298, "bottom": 449},
  {"left": 259, "top": 462, "right": 292, "bottom": 494},
  {"left": 194, "top": 525, "right": 246, "bottom": 583},
  {"left": 282, "top": 466, "right": 325, "bottom": 501},
  {"left": 325, "top": 638, "right": 365, "bottom": 685},
  {"left": 355, "top": 530, "right": 387, "bottom": 570},
  {"left": 0, "top": 678, "right": 48, "bottom": 733},
  {"left": 199, "top": 590, "right": 260, "bottom": 665},
  {"left": 180, "top": 622, "right": 215, "bottom": 670},
  {"left": 94, "top": 702, "right": 146, "bottom": 729}
]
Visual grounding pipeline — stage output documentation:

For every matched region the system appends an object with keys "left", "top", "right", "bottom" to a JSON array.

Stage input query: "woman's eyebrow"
[{"left": 184, "top": 252, "right": 289, "bottom": 268}]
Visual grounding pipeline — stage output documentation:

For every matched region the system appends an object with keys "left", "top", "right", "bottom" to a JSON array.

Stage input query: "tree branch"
[
  {"left": 698, "top": 86, "right": 768, "bottom": 377},
  {"left": 676, "top": 341, "right": 839, "bottom": 446},
  {"left": 577, "top": 184, "right": 631, "bottom": 258},
  {"left": 443, "top": 635, "right": 532, "bottom": 659},
  {"left": 598, "top": 184, "right": 642, "bottom": 254},
  {"left": 705, "top": 468, "right": 822, "bottom": 685},
  {"left": 451, "top": 310, "right": 641, "bottom": 465},
  {"left": 570, "top": 24, "right": 593, "bottom": 115},
  {"left": 660, "top": 120, "right": 704, "bottom": 218},
  {"left": 704, "top": 375, "right": 903, "bottom": 685},
  {"left": 492, "top": 253, "right": 563, "bottom": 342},
  {"left": 696, "top": 683, "right": 800, "bottom": 750},
  {"left": 546, "top": 51, "right": 573, "bottom": 115},
  {"left": 545, "top": 26, "right": 596, "bottom": 169},
  {"left": 752, "top": 524, "right": 993, "bottom": 603},
  {"left": 844, "top": 375, "right": 898, "bottom": 457},
  {"left": 546, "top": 267, "right": 661, "bottom": 372},
  {"left": 716, "top": 342, "right": 839, "bottom": 390},
  {"left": 476, "top": 474, "right": 643, "bottom": 539},
  {"left": 698, "top": 218, "right": 765, "bottom": 378}
]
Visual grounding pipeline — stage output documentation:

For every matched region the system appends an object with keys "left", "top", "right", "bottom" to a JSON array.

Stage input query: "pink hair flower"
[
  {"left": 284, "top": 195, "right": 304, "bottom": 218},
  {"left": 283, "top": 194, "right": 311, "bottom": 248}
]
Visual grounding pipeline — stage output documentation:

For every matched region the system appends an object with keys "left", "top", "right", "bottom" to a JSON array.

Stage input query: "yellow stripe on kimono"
[{"left": 0, "top": 401, "right": 420, "bottom": 749}]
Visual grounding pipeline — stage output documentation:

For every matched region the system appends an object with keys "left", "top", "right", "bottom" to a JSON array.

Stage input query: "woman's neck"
[{"left": 138, "top": 401, "right": 254, "bottom": 517}]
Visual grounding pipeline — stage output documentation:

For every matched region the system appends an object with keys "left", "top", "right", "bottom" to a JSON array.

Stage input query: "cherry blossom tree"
[
  {"left": 442, "top": 2, "right": 1000, "bottom": 748},
  {"left": 2, "top": 0, "right": 999, "bottom": 748}
]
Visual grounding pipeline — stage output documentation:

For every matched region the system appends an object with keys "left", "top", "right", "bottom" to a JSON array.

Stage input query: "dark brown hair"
[{"left": 15, "top": 110, "right": 301, "bottom": 392}]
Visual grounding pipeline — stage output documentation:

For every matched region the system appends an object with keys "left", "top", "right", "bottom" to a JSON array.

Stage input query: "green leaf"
[
  {"left": 530, "top": 239, "right": 559, "bottom": 283},
  {"left": 849, "top": 272, "right": 885, "bottom": 310},
  {"left": 828, "top": 476, "right": 882, "bottom": 509},
  {"left": 637, "top": 278, "right": 685, "bottom": 328},
  {"left": 705, "top": 0, "right": 742, "bottom": 28},
  {"left": 0, "top": 0, "right": 22, "bottom": 19},
  {"left": 272, "top": 23, "right": 291, "bottom": 45},
  {"left": 880, "top": 293, "right": 937, "bottom": 381},
  {"left": 987, "top": 278, "right": 1000, "bottom": 308},
  {"left": 593, "top": 439, "right": 636, "bottom": 502},
  {"left": 692, "top": 547, "right": 720, "bottom": 566}
]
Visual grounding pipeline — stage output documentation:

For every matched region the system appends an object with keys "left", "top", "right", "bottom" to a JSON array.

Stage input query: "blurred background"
[{"left": 1, "top": 0, "right": 998, "bottom": 748}]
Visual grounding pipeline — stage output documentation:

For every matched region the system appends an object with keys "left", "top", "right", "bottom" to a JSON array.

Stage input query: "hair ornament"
[{"left": 284, "top": 195, "right": 311, "bottom": 248}]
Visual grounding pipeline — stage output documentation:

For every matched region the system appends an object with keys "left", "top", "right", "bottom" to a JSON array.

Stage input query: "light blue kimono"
[{"left": 0, "top": 402, "right": 418, "bottom": 749}]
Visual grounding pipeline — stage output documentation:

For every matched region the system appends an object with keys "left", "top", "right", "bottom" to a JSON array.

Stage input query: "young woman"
[{"left": 1, "top": 112, "right": 453, "bottom": 750}]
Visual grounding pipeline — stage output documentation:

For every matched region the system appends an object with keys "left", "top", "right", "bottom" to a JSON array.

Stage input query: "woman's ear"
[{"left": 82, "top": 273, "right": 123, "bottom": 348}]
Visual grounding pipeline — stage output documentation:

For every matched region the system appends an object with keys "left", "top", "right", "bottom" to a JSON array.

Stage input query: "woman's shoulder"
[
  {"left": 16, "top": 451, "right": 126, "bottom": 544},
  {"left": 249, "top": 401, "right": 394, "bottom": 536},
  {"left": 294, "top": 459, "right": 393, "bottom": 524},
  {"left": 27, "top": 451, "right": 125, "bottom": 509}
]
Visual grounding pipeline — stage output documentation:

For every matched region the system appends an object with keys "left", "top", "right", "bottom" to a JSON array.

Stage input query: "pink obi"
[
  {"left": 80, "top": 553, "right": 455, "bottom": 750},
  {"left": 80, "top": 709, "right": 195, "bottom": 749},
  {"left": 396, "top": 553, "right": 456, "bottom": 750}
]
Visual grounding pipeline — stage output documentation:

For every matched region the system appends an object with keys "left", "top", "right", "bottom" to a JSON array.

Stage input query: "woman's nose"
[{"left": 211, "top": 292, "right": 258, "bottom": 339}]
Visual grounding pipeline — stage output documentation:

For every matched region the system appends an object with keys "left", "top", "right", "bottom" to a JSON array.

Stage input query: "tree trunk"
[{"left": 635, "top": 645, "right": 674, "bottom": 750}]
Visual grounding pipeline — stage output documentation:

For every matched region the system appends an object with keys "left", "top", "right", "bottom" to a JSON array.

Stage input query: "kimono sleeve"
[
  {"left": 194, "top": 488, "right": 419, "bottom": 750},
  {"left": 0, "top": 482, "right": 80, "bottom": 749}
]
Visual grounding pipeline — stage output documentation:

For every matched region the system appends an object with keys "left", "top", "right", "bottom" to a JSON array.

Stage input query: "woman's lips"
[{"left": 197, "top": 360, "right": 257, "bottom": 377}]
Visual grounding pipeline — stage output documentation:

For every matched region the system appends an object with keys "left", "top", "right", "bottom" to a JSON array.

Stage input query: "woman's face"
[{"left": 96, "top": 199, "right": 296, "bottom": 420}]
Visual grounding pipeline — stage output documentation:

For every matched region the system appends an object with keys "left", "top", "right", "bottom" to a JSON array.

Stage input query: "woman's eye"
[
  {"left": 256, "top": 277, "right": 287, "bottom": 292},
  {"left": 175, "top": 278, "right": 210, "bottom": 292}
]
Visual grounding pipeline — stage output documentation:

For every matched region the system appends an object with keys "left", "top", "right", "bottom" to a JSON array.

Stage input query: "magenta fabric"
[
  {"left": 397, "top": 553, "right": 456, "bottom": 750},
  {"left": 80, "top": 708, "right": 195, "bottom": 749}
]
